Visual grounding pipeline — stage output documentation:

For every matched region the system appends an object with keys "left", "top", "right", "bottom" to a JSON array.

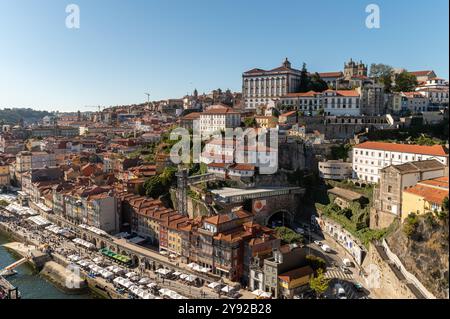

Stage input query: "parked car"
[
  {"left": 321, "top": 244, "right": 331, "bottom": 252},
  {"left": 334, "top": 284, "right": 347, "bottom": 299},
  {"left": 295, "top": 227, "right": 305, "bottom": 235},
  {"left": 313, "top": 240, "right": 322, "bottom": 246},
  {"left": 342, "top": 258, "right": 353, "bottom": 267},
  {"left": 353, "top": 282, "right": 364, "bottom": 292},
  {"left": 340, "top": 266, "right": 352, "bottom": 275}
]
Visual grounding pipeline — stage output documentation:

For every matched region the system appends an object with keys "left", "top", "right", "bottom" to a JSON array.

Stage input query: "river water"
[{"left": 0, "top": 232, "right": 94, "bottom": 299}]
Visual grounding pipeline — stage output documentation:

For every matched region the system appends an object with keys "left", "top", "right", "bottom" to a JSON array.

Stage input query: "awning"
[
  {"left": 207, "top": 282, "right": 221, "bottom": 289},
  {"left": 221, "top": 285, "right": 235, "bottom": 293},
  {"left": 252, "top": 289, "right": 265, "bottom": 296}
]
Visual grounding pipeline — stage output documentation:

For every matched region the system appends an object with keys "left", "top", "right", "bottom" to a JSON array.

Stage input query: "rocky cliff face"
[
  {"left": 386, "top": 216, "right": 449, "bottom": 299},
  {"left": 278, "top": 140, "right": 316, "bottom": 171}
]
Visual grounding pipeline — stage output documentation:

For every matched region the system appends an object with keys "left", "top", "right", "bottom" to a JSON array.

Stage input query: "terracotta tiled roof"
[
  {"left": 418, "top": 176, "right": 449, "bottom": 189},
  {"left": 404, "top": 184, "right": 448, "bottom": 204},
  {"left": 285, "top": 91, "right": 320, "bottom": 97},
  {"left": 280, "top": 110, "right": 297, "bottom": 117},
  {"left": 278, "top": 265, "right": 314, "bottom": 282},
  {"left": 229, "top": 164, "right": 255, "bottom": 171},
  {"left": 182, "top": 112, "right": 201, "bottom": 120},
  {"left": 318, "top": 72, "right": 343, "bottom": 78},
  {"left": 355, "top": 142, "right": 448, "bottom": 157},
  {"left": 410, "top": 70, "right": 434, "bottom": 77}
]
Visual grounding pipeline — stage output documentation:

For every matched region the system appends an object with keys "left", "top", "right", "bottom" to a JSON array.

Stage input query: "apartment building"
[
  {"left": 263, "top": 245, "right": 307, "bottom": 299},
  {"left": 279, "top": 89, "right": 361, "bottom": 116},
  {"left": 57, "top": 186, "right": 119, "bottom": 233},
  {"left": 199, "top": 105, "right": 241, "bottom": 135},
  {"left": 401, "top": 92, "right": 429, "bottom": 113},
  {"left": 402, "top": 176, "right": 449, "bottom": 222},
  {"left": 371, "top": 159, "right": 446, "bottom": 228},
  {"left": 352, "top": 142, "right": 448, "bottom": 183},
  {"left": 14, "top": 151, "right": 57, "bottom": 185},
  {"left": 318, "top": 160, "right": 352, "bottom": 180}
]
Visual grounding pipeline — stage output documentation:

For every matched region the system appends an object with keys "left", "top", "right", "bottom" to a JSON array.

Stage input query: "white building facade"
[
  {"left": 279, "top": 89, "right": 361, "bottom": 116},
  {"left": 352, "top": 141, "right": 448, "bottom": 183},
  {"left": 242, "top": 58, "right": 302, "bottom": 109},
  {"left": 199, "top": 106, "right": 241, "bottom": 135}
]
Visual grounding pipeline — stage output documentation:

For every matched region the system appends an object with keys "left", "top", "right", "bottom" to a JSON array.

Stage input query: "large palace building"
[{"left": 242, "top": 58, "right": 302, "bottom": 109}]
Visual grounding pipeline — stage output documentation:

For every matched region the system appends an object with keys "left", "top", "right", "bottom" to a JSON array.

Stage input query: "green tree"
[
  {"left": 275, "top": 226, "right": 303, "bottom": 244},
  {"left": 243, "top": 117, "right": 257, "bottom": 128},
  {"left": 369, "top": 63, "right": 393, "bottom": 79},
  {"left": 309, "top": 73, "right": 328, "bottom": 92},
  {"left": 393, "top": 71, "right": 418, "bottom": 92},
  {"left": 306, "top": 255, "right": 327, "bottom": 272},
  {"left": 299, "top": 63, "right": 311, "bottom": 93},
  {"left": 370, "top": 64, "right": 394, "bottom": 93},
  {"left": 309, "top": 269, "right": 330, "bottom": 298},
  {"left": 403, "top": 213, "right": 419, "bottom": 237},
  {"left": 0, "top": 199, "right": 9, "bottom": 207}
]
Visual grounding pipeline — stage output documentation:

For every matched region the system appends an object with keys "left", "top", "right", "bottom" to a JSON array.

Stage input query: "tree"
[
  {"left": 309, "top": 73, "right": 328, "bottom": 92},
  {"left": 299, "top": 63, "right": 311, "bottom": 93},
  {"left": 243, "top": 117, "right": 257, "bottom": 128},
  {"left": 393, "top": 71, "right": 418, "bottom": 92},
  {"left": 298, "top": 64, "right": 328, "bottom": 93},
  {"left": 143, "top": 166, "right": 177, "bottom": 199},
  {"left": 309, "top": 269, "right": 330, "bottom": 298},
  {"left": 306, "top": 255, "right": 327, "bottom": 271},
  {"left": 275, "top": 226, "right": 303, "bottom": 244},
  {"left": 370, "top": 64, "right": 394, "bottom": 93}
]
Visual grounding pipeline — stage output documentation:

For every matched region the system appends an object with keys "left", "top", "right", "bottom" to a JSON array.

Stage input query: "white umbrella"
[
  {"left": 185, "top": 275, "right": 197, "bottom": 282},
  {"left": 193, "top": 264, "right": 202, "bottom": 272},
  {"left": 261, "top": 292, "right": 271, "bottom": 298},
  {"left": 125, "top": 272, "right": 137, "bottom": 278},
  {"left": 147, "top": 283, "right": 157, "bottom": 289},
  {"left": 143, "top": 292, "right": 154, "bottom": 299},
  {"left": 159, "top": 288, "right": 169, "bottom": 296},
  {"left": 208, "top": 282, "right": 221, "bottom": 289},
  {"left": 221, "top": 285, "right": 234, "bottom": 293},
  {"left": 172, "top": 271, "right": 181, "bottom": 276},
  {"left": 252, "top": 289, "right": 265, "bottom": 296},
  {"left": 179, "top": 274, "right": 188, "bottom": 279},
  {"left": 187, "top": 263, "right": 197, "bottom": 268},
  {"left": 138, "top": 277, "right": 151, "bottom": 285}
]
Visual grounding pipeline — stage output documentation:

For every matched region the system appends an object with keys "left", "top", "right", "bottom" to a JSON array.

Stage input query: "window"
[{"left": 388, "top": 185, "right": 392, "bottom": 193}]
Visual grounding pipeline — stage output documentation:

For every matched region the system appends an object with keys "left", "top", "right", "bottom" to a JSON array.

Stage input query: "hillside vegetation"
[{"left": 0, "top": 108, "right": 52, "bottom": 124}]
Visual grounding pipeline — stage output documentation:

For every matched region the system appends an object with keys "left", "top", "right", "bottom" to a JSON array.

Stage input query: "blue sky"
[{"left": 0, "top": 0, "right": 448, "bottom": 112}]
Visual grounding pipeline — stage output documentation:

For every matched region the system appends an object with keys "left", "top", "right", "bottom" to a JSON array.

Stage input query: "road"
[{"left": 295, "top": 221, "right": 372, "bottom": 299}]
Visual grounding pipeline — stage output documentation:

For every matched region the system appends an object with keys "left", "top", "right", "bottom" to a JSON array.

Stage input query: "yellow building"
[
  {"left": 401, "top": 176, "right": 449, "bottom": 222},
  {"left": 0, "top": 162, "right": 10, "bottom": 186},
  {"left": 278, "top": 265, "right": 314, "bottom": 299},
  {"left": 255, "top": 116, "right": 278, "bottom": 129}
]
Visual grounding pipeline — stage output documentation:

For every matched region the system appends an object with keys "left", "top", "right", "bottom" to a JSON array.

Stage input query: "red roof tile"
[{"left": 355, "top": 141, "right": 448, "bottom": 157}]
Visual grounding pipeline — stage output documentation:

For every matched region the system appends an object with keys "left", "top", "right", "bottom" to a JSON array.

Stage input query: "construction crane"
[
  {"left": 84, "top": 105, "right": 103, "bottom": 112},
  {"left": 145, "top": 92, "right": 153, "bottom": 111}
]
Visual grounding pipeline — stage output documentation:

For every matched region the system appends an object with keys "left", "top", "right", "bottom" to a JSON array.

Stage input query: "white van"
[
  {"left": 342, "top": 258, "right": 352, "bottom": 267},
  {"left": 321, "top": 244, "right": 331, "bottom": 252}
]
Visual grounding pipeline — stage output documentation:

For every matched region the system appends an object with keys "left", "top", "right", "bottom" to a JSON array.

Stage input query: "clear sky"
[{"left": 0, "top": 0, "right": 448, "bottom": 112}]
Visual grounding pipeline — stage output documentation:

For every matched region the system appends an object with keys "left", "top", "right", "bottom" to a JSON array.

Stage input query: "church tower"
[{"left": 282, "top": 57, "right": 291, "bottom": 69}]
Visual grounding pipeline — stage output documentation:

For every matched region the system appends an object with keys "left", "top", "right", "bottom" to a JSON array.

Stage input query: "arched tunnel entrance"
[{"left": 266, "top": 210, "right": 293, "bottom": 228}]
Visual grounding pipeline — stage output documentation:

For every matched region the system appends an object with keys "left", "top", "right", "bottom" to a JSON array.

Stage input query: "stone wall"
[
  {"left": 362, "top": 242, "right": 425, "bottom": 299},
  {"left": 370, "top": 207, "right": 398, "bottom": 230}
]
